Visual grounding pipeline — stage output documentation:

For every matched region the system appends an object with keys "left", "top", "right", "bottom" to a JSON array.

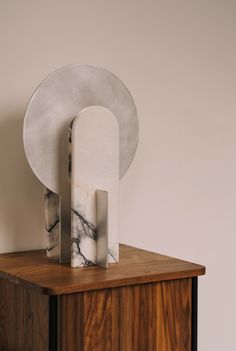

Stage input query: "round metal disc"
[{"left": 23, "top": 64, "right": 139, "bottom": 194}]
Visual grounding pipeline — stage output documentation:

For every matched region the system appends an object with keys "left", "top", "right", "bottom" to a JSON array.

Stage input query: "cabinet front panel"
[{"left": 61, "top": 278, "right": 192, "bottom": 351}]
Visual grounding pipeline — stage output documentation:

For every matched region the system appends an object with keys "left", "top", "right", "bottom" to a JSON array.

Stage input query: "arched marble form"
[{"left": 71, "top": 106, "right": 119, "bottom": 267}]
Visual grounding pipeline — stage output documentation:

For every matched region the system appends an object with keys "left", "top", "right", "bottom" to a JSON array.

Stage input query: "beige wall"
[{"left": 1, "top": 0, "right": 236, "bottom": 349}]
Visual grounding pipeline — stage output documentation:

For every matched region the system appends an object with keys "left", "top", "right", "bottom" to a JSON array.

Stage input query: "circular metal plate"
[{"left": 23, "top": 64, "right": 139, "bottom": 194}]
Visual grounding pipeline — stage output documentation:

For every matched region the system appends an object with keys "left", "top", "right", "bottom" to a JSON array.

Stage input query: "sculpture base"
[{"left": 0, "top": 244, "right": 205, "bottom": 351}]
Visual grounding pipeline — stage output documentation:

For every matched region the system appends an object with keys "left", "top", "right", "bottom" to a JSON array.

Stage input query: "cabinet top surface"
[{"left": 0, "top": 244, "right": 205, "bottom": 295}]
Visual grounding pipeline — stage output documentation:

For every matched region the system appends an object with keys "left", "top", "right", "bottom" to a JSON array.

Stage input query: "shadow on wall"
[{"left": 0, "top": 109, "right": 46, "bottom": 253}]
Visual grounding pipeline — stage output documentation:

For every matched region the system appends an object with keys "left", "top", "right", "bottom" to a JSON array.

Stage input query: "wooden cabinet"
[{"left": 0, "top": 244, "right": 205, "bottom": 351}]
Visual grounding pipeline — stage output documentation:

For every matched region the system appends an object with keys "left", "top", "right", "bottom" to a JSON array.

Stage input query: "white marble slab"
[
  {"left": 71, "top": 106, "right": 119, "bottom": 267},
  {"left": 45, "top": 106, "right": 119, "bottom": 267}
]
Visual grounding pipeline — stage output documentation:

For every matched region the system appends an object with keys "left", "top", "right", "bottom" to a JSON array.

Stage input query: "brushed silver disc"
[{"left": 23, "top": 64, "right": 138, "bottom": 194}]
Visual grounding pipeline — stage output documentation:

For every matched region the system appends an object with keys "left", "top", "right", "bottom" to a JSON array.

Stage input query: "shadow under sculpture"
[{"left": 23, "top": 64, "right": 138, "bottom": 268}]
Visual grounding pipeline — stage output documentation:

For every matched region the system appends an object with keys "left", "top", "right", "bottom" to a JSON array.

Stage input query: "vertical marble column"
[
  {"left": 45, "top": 106, "right": 119, "bottom": 267},
  {"left": 71, "top": 106, "right": 119, "bottom": 267}
]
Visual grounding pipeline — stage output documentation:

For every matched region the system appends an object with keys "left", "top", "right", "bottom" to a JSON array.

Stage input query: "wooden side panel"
[
  {"left": 61, "top": 278, "right": 192, "bottom": 351},
  {"left": 157, "top": 279, "right": 192, "bottom": 351},
  {"left": 0, "top": 278, "right": 49, "bottom": 351}
]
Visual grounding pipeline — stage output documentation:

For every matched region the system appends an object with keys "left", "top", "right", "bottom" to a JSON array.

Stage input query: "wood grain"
[
  {"left": 61, "top": 278, "right": 192, "bottom": 351},
  {"left": 0, "top": 244, "right": 205, "bottom": 295},
  {"left": 157, "top": 279, "right": 192, "bottom": 351},
  {"left": 61, "top": 293, "right": 83, "bottom": 350},
  {"left": 0, "top": 278, "right": 49, "bottom": 351}
]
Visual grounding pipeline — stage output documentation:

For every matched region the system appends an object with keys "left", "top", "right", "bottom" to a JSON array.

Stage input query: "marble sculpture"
[{"left": 23, "top": 64, "right": 138, "bottom": 268}]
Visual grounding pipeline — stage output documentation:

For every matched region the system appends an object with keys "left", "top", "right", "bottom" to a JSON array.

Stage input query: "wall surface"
[{"left": 0, "top": 0, "right": 235, "bottom": 349}]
